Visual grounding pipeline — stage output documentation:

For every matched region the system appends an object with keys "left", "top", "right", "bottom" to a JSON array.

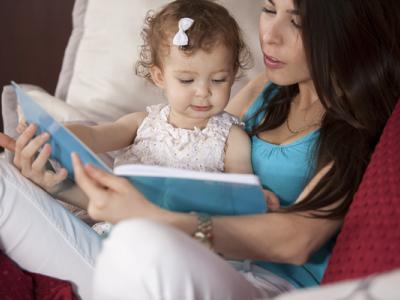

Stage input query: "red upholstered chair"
[
  {"left": 1, "top": 101, "right": 398, "bottom": 298},
  {"left": 323, "top": 99, "right": 400, "bottom": 284},
  {"left": 0, "top": 250, "right": 78, "bottom": 300},
  {"left": 1, "top": 103, "right": 398, "bottom": 298}
]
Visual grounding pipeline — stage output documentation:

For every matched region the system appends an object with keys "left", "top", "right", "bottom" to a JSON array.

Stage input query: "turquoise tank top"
[{"left": 243, "top": 83, "right": 335, "bottom": 288}]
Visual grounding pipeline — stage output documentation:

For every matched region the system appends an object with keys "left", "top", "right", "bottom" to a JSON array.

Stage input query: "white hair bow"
[{"left": 173, "top": 18, "right": 194, "bottom": 46}]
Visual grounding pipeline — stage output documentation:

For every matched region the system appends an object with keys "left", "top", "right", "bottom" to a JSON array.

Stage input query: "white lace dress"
[
  {"left": 93, "top": 104, "right": 242, "bottom": 236},
  {"left": 113, "top": 104, "right": 243, "bottom": 172}
]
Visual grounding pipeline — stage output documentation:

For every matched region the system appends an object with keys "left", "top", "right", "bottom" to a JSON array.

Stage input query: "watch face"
[
  {"left": 194, "top": 231, "right": 207, "bottom": 240},
  {"left": 192, "top": 212, "right": 213, "bottom": 249},
  {"left": 193, "top": 230, "right": 212, "bottom": 249}
]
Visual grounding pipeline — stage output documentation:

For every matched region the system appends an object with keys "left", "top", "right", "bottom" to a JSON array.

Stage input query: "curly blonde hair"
[{"left": 135, "top": 0, "right": 252, "bottom": 84}]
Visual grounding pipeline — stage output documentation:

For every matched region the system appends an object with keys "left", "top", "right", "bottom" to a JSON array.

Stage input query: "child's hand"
[
  {"left": 72, "top": 153, "right": 164, "bottom": 224},
  {"left": 16, "top": 104, "right": 29, "bottom": 134},
  {"left": 262, "top": 189, "right": 280, "bottom": 212}
]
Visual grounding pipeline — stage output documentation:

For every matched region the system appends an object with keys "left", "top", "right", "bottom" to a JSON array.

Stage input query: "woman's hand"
[
  {"left": 71, "top": 153, "right": 168, "bottom": 224},
  {"left": 13, "top": 124, "right": 68, "bottom": 193},
  {"left": 262, "top": 189, "right": 280, "bottom": 212}
]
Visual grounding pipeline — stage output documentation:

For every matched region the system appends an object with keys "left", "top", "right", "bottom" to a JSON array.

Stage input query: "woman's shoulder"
[{"left": 225, "top": 72, "right": 269, "bottom": 119}]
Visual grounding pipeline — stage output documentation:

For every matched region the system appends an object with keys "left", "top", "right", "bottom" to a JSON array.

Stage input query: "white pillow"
[
  {"left": 26, "top": 90, "right": 90, "bottom": 123},
  {"left": 274, "top": 269, "right": 400, "bottom": 300},
  {"left": 56, "top": 0, "right": 264, "bottom": 122}
]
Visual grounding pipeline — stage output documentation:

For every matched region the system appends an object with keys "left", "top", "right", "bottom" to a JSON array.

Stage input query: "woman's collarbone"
[{"left": 257, "top": 125, "right": 317, "bottom": 146}]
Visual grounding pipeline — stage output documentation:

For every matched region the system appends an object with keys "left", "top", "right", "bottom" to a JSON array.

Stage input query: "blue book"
[{"left": 13, "top": 82, "right": 267, "bottom": 215}]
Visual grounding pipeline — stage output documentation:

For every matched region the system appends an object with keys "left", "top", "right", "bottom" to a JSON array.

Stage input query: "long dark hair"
[{"left": 251, "top": 0, "right": 400, "bottom": 219}]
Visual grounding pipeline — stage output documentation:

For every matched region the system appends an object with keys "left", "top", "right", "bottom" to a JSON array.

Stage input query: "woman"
[{"left": 1, "top": 0, "right": 399, "bottom": 299}]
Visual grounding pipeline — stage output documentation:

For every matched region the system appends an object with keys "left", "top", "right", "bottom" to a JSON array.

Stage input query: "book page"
[{"left": 114, "top": 164, "right": 260, "bottom": 185}]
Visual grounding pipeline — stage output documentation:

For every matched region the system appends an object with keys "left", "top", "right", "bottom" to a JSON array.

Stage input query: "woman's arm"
[
  {"left": 73, "top": 155, "right": 342, "bottom": 265},
  {"left": 67, "top": 111, "right": 148, "bottom": 153},
  {"left": 170, "top": 210, "right": 340, "bottom": 265},
  {"left": 169, "top": 163, "right": 342, "bottom": 264},
  {"left": 226, "top": 72, "right": 269, "bottom": 119}
]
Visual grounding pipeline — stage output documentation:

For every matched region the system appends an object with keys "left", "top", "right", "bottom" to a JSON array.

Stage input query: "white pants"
[
  {"left": 0, "top": 159, "right": 102, "bottom": 299},
  {"left": 0, "top": 159, "right": 294, "bottom": 299},
  {"left": 93, "top": 219, "right": 295, "bottom": 300}
]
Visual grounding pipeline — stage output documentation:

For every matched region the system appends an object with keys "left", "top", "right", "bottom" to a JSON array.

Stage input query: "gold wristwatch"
[{"left": 191, "top": 212, "right": 213, "bottom": 249}]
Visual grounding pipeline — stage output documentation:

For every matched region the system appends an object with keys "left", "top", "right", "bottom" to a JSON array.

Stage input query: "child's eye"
[
  {"left": 212, "top": 78, "right": 227, "bottom": 84},
  {"left": 262, "top": 7, "right": 276, "bottom": 15},
  {"left": 178, "top": 79, "right": 194, "bottom": 84}
]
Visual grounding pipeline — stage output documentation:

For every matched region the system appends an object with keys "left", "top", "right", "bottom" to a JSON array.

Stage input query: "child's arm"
[
  {"left": 67, "top": 112, "right": 148, "bottom": 153},
  {"left": 224, "top": 125, "right": 253, "bottom": 174}
]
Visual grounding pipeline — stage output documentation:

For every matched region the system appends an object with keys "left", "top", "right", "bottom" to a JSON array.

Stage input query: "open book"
[{"left": 13, "top": 82, "right": 267, "bottom": 215}]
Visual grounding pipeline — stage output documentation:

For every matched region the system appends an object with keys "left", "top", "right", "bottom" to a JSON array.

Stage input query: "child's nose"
[{"left": 196, "top": 83, "right": 211, "bottom": 98}]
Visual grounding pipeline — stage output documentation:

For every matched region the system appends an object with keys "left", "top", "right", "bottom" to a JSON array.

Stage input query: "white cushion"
[
  {"left": 274, "top": 269, "right": 400, "bottom": 300},
  {"left": 26, "top": 90, "right": 90, "bottom": 122},
  {"left": 1, "top": 84, "right": 89, "bottom": 162},
  {"left": 57, "top": 0, "right": 264, "bottom": 122}
]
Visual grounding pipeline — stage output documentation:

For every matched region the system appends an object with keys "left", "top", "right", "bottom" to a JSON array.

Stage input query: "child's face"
[{"left": 151, "top": 44, "right": 235, "bottom": 129}]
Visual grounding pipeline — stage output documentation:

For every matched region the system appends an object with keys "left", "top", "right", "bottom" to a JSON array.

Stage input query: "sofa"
[{"left": 1, "top": 0, "right": 399, "bottom": 299}]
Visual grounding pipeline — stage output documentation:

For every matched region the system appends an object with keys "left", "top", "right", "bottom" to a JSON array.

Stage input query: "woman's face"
[{"left": 259, "top": 0, "right": 310, "bottom": 86}]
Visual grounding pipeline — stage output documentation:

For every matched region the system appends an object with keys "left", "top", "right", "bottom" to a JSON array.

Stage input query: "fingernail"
[{"left": 41, "top": 132, "right": 49, "bottom": 138}]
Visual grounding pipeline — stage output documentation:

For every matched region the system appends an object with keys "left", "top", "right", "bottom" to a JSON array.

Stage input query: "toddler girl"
[
  {"left": 65, "top": 0, "right": 255, "bottom": 235},
  {"left": 65, "top": 0, "right": 254, "bottom": 175}
]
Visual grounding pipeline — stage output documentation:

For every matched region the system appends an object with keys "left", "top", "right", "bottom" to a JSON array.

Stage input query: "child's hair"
[{"left": 136, "top": 0, "right": 252, "bottom": 84}]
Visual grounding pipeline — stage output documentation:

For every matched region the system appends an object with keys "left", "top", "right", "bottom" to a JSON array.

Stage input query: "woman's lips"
[{"left": 264, "top": 54, "right": 286, "bottom": 69}]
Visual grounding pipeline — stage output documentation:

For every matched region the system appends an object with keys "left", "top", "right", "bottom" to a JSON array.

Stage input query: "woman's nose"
[{"left": 261, "top": 19, "right": 283, "bottom": 46}]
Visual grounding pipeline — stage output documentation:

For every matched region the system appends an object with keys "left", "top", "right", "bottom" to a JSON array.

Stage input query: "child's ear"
[{"left": 150, "top": 66, "right": 165, "bottom": 89}]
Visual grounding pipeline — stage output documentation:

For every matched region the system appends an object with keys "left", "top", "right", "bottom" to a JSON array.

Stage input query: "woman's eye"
[
  {"left": 262, "top": 7, "right": 276, "bottom": 14},
  {"left": 178, "top": 79, "right": 194, "bottom": 84},
  {"left": 291, "top": 19, "right": 301, "bottom": 28}
]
